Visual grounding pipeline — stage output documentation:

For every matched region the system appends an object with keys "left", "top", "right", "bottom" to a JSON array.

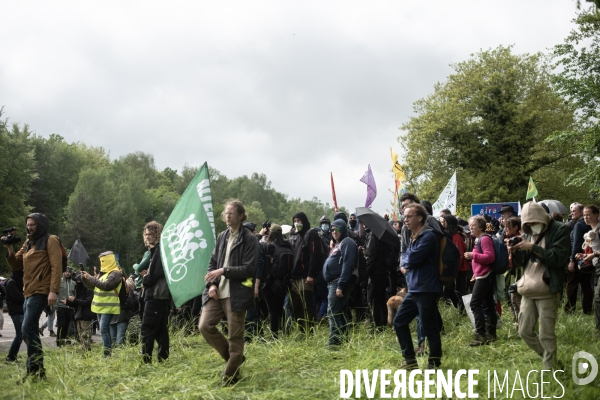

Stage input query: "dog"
[{"left": 386, "top": 287, "right": 407, "bottom": 325}]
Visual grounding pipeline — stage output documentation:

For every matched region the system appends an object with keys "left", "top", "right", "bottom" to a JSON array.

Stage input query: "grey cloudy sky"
[{"left": 0, "top": 0, "right": 580, "bottom": 217}]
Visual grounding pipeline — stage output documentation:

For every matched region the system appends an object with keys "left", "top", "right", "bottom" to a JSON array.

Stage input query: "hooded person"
[
  {"left": 289, "top": 211, "right": 322, "bottom": 331},
  {"left": 81, "top": 251, "right": 123, "bottom": 358},
  {"left": 65, "top": 271, "right": 94, "bottom": 351},
  {"left": 323, "top": 219, "right": 357, "bottom": 347},
  {"left": 511, "top": 202, "right": 570, "bottom": 370},
  {"left": 348, "top": 212, "right": 360, "bottom": 232},
  {"left": 3, "top": 213, "right": 62, "bottom": 382}
]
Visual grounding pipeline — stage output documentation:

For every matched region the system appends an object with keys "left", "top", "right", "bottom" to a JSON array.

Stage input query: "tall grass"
[{"left": 1, "top": 302, "right": 598, "bottom": 399}]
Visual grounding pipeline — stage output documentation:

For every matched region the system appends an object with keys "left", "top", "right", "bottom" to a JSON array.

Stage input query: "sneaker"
[
  {"left": 469, "top": 333, "right": 488, "bottom": 347},
  {"left": 5, "top": 356, "right": 17, "bottom": 363},
  {"left": 49, "top": 330, "right": 56, "bottom": 337},
  {"left": 398, "top": 359, "right": 419, "bottom": 370}
]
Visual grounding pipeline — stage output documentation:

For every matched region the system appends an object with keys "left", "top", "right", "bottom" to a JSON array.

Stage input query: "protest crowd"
[{"left": 1, "top": 194, "right": 599, "bottom": 387}]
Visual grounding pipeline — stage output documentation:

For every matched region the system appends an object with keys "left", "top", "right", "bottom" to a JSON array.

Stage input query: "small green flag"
[
  {"left": 526, "top": 176, "right": 538, "bottom": 200},
  {"left": 160, "top": 162, "right": 216, "bottom": 307}
]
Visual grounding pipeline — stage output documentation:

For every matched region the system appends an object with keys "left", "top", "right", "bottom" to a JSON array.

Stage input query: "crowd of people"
[{"left": 1, "top": 196, "right": 599, "bottom": 386}]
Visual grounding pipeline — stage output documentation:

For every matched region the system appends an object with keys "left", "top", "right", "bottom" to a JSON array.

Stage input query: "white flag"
[{"left": 431, "top": 171, "right": 457, "bottom": 217}]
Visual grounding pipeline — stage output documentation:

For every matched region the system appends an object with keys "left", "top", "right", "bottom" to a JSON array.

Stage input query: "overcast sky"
[{"left": 0, "top": 1, "right": 581, "bottom": 218}]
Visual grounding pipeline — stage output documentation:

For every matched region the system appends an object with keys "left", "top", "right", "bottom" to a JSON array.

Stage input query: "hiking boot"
[
  {"left": 39, "top": 326, "right": 44, "bottom": 336},
  {"left": 49, "top": 330, "right": 56, "bottom": 337},
  {"left": 469, "top": 333, "right": 488, "bottom": 347},
  {"left": 398, "top": 359, "right": 419, "bottom": 370}
]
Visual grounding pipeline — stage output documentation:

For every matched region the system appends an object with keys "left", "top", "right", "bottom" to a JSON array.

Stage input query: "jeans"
[
  {"left": 327, "top": 281, "right": 355, "bottom": 346},
  {"left": 393, "top": 292, "right": 442, "bottom": 367},
  {"left": 109, "top": 321, "right": 128, "bottom": 346},
  {"left": 98, "top": 313, "right": 115, "bottom": 356},
  {"left": 8, "top": 314, "right": 24, "bottom": 359},
  {"left": 22, "top": 294, "right": 48, "bottom": 371},
  {"left": 42, "top": 309, "right": 55, "bottom": 331}
]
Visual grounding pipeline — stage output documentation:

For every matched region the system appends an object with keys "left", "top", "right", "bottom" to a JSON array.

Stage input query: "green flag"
[
  {"left": 526, "top": 176, "right": 538, "bottom": 200},
  {"left": 160, "top": 162, "right": 216, "bottom": 307}
]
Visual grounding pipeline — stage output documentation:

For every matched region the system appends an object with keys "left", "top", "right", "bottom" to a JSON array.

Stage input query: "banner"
[
  {"left": 160, "top": 162, "right": 216, "bottom": 307},
  {"left": 359, "top": 164, "right": 377, "bottom": 208},
  {"left": 431, "top": 171, "right": 457, "bottom": 217},
  {"left": 471, "top": 202, "right": 520, "bottom": 219}
]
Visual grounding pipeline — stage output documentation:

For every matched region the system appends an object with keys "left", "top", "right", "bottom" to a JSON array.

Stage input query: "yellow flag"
[
  {"left": 390, "top": 147, "right": 406, "bottom": 182},
  {"left": 526, "top": 176, "right": 538, "bottom": 200}
]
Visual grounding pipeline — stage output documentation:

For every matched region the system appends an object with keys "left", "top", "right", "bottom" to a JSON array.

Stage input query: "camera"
[
  {"left": 262, "top": 221, "right": 271, "bottom": 230},
  {"left": 1, "top": 227, "right": 21, "bottom": 246},
  {"left": 507, "top": 236, "right": 522, "bottom": 246}
]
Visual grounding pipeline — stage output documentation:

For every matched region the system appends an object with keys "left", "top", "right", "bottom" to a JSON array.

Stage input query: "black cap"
[{"left": 499, "top": 205, "right": 515, "bottom": 214}]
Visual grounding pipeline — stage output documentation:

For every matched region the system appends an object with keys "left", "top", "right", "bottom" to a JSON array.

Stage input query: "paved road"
[{"left": 0, "top": 311, "right": 101, "bottom": 356}]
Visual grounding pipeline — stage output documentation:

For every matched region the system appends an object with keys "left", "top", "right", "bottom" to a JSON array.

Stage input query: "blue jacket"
[
  {"left": 401, "top": 224, "right": 442, "bottom": 293},
  {"left": 323, "top": 220, "right": 357, "bottom": 291}
]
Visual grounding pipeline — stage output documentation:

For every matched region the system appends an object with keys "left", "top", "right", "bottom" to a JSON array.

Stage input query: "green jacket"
[{"left": 515, "top": 205, "right": 571, "bottom": 294}]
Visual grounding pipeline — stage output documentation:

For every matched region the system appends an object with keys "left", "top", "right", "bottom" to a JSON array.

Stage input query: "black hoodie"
[
  {"left": 5, "top": 270, "right": 24, "bottom": 316},
  {"left": 291, "top": 212, "right": 323, "bottom": 279}
]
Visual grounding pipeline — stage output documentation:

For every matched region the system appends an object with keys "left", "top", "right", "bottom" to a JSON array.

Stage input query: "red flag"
[{"left": 330, "top": 172, "right": 339, "bottom": 212}]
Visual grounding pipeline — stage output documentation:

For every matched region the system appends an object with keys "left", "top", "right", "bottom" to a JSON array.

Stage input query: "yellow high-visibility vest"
[{"left": 91, "top": 273, "right": 121, "bottom": 315}]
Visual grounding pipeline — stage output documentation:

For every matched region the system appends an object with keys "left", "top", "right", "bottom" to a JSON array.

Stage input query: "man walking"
[
  {"left": 3, "top": 213, "right": 62, "bottom": 382},
  {"left": 199, "top": 200, "right": 258, "bottom": 386}
]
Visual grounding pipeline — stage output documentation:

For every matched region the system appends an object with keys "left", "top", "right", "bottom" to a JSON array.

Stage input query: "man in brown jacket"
[{"left": 3, "top": 213, "right": 62, "bottom": 382}]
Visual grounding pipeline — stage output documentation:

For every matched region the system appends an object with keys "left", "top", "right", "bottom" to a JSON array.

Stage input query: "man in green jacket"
[{"left": 511, "top": 202, "right": 570, "bottom": 370}]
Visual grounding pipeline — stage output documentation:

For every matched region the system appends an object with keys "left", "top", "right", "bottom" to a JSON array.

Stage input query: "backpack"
[
  {"left": 437, "top": 234, "right": 460, "bottom": 286},
  {"left": 113, "top": 275, "right": 134, "bottom": 310},
  {"left": 270, "top": 243, "right": 294, "bottom": 281},
  {"left": 476, "top": 234, "right": 509, "bottom": 274},
  {"left": 44, "top": 234, "right": 68, "bottom": 272}
]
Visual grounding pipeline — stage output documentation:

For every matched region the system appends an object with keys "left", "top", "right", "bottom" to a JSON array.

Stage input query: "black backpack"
[
  {"left": 435, "top": 233, "right": 460, "bottom": 286},
  {"left": 270, "top": 243, "right": 294, "bottom": 281}
]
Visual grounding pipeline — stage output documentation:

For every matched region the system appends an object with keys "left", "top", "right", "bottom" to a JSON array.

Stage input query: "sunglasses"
[{"left": 331, "top": 226, "right": 341, "bottom": 232}]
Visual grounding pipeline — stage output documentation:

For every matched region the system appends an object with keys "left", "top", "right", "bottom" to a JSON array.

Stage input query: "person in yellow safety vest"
[{"left": 81, "top": 251, "right": 123, "bottom": 357}]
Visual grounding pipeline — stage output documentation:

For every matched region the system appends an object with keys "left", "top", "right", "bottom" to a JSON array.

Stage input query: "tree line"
[
  {"left": 399, "top": 11, "right": 600, "bottom": 215},
  {"left": 0, "top": 116, "right": 341, "bottom": 274}
]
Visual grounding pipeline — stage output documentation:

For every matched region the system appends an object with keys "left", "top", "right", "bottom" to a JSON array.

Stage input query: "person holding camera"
[
  {"left": 511, "top": 202, "right": 570, "bottom": 370},
  {"left": 80, "top": 251, "right": 123, "bottom": 358},
  {"left": 3, "top": 213, "right": 63, "bottom": 383}
]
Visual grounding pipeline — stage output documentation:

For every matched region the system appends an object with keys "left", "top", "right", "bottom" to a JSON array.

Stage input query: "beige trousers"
[{"left": 518, "top": 293, "right": 559, "bottom": 370}]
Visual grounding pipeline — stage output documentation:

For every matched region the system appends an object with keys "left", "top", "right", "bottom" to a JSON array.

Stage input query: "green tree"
[
  {"left": 552, "top": 11, "right": 600, "bottom": 197},
  {"left": 28, "top": 134, "right": 109, "bottom": 233},
  {"left": 399, "top": 46, "right": 575, "bottom": 208}
]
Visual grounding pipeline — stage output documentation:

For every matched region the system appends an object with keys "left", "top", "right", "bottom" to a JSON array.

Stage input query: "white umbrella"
[{"left": 539, "top": 200, "right": 569, "bottom": 215}]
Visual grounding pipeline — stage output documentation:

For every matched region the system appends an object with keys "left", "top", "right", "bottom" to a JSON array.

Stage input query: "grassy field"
[{"left": 1, "top": 303, "right": 599, "bottom": 400}]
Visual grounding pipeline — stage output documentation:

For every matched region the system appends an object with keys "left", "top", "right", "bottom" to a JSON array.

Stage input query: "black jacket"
[
  {"left": 291, "top": 212, "right": 323, "bottom": 279},
  {"left": 202, "top": 226, "right": 258, "bottom": 312},
  {"left": 5, "top": 271, "right": 24, "bottom": 316},
  {"left": 570, "top": 218, "right": 591, "bottom": 263},
  {"left": 66, "top": 280, "right": 94, "bottom": 321}
]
